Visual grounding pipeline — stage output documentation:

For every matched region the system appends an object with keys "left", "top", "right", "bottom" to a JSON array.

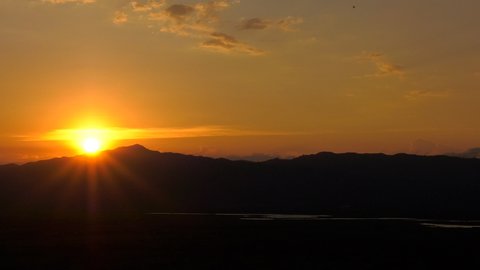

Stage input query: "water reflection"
[
  {"left": 146, "top": 212, "right": 480, "bottom": 228},
  {"left": 421, "top": 223, "right": 480, "bottom": 229}
]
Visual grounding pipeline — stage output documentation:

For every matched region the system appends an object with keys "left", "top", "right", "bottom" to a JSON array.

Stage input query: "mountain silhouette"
[{"left": 1, "top": 144, "right": 480, "bottom": 220}]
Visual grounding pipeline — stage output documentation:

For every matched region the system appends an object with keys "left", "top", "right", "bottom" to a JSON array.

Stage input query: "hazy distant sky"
[{"left": 1, "top": 0, "right": 480, "bottom": 163}]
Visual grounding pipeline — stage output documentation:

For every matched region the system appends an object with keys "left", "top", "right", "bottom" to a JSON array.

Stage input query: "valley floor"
[{"left": 1, "top": 214, "right": 480, "bottom": 269}]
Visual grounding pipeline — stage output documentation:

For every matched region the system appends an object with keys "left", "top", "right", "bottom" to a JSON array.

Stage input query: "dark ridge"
[
  {"left": 0, "top": 163, "right": 19, "bottom": 169},
  {"left": 103, "top": 144, "right": 221, "bottom": 161},
  {"left": 1, "top": 145, "right": 480, "bottom": 220},
  {"left": 105, "top": 144, "right": 150, "bottom": 153}
]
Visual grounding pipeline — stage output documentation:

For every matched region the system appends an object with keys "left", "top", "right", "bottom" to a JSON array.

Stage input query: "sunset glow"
[
  {"left": 66, "top": 128, "right": 113, "bottom": 155},
  {"left": 2, "top": 0, "right": 480, "bottom": 164}
]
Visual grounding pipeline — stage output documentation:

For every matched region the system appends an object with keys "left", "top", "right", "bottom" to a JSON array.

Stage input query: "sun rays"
[{"left": 41, "top": 149, "right": 152, "bottom": 220}]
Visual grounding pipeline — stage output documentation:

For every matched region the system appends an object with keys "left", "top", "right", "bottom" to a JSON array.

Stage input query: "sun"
[
  {"left": 81, "top": 137, "right": 102, "bottom": 154},
  {"left": 44, "top": 126, "right": 116, "bottom": 155},
  {"left": 74, "top": 129, "right": 109, "bottom": 155}
]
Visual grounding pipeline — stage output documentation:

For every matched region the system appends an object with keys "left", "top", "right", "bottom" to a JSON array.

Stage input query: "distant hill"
[{"left": 1, "top": 144, "right": 480, "bottom": 220}]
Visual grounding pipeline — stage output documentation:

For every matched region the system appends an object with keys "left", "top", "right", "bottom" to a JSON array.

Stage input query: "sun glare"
[
  {"left": 70, "top": 128, "right": 112, "bottom": 155},
  {"left": 42, "top": 126, "right": 124, "bottom": 155},
  {"left": 82, "top": 137, "right": 102, "bottom": 154}
]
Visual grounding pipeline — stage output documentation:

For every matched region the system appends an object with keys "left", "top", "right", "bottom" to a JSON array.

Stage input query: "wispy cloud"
[
  {"left": 148, "top": 2, "right": 216, "bottom": 37},
  {"left": 239, "top": 16, "right": 303, "bottom": 31},
  {"left": 41, "top": 0, "right": 95, "bottom": 4},
  {"left": 22, "top": 126, "right": 289, "bottom": 142},
  {"left": 147, "top": 0, "right": 235, "bottom": 35},
  {"left": 112, "top": 0, "right": 299, "bottom": 55},
  {"left": 405, "top": 89, "right": 449, "bottom": 100},
  {"left": 200, "top": 32, "right": 265, "bottom": 55},
  {"left": 131, "top": 0, "right": 165, "bottom": 12},
  {"left": 113, "top": 11, "right": 128, "bottom": 25},
  {"left": 359, "top": 52, "right": 406, "bottom": 78},
  {"left": 133, "top": 0, "right": 263, "bottom": 55}
]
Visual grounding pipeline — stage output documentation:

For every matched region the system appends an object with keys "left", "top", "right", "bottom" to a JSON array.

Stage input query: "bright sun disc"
[{"left": 82, "top": 137, "right": 102, "bottom": 154}]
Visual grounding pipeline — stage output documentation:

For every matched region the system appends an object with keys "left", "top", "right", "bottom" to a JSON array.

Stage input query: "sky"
[{"left": 1, "top": 0, "right": 480, "bottom": 163}]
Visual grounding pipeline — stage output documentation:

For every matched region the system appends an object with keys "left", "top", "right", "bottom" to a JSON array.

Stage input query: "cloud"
[
  {"left": 117, "top": 0, "right": 262, "bottom": 55},
  {"left": 131, "top": 0, "right": 165, "bottom": 12},
  {"left": 277, "top": 16, "right": 304, "bottom": 31},
  {"left": 240, "top": 18, "right": 269, "bottom": 30},
  {"left": 194, "top": 0, "right": 236, "bottom": 22},
  {"left": 239, "top": 16, "right": 303, "bottom": 31},
  {"left": 113, "top": 11, "right": 128, "bottom": 25},
  {"left": 447, "top": 148, "right": 480, "bottom": 159},
  {"left": 405, "top": 90, "right": 449, "bottom": 100},
  {"left": 113, "top": 0, "right": 299, "bottom": 55},
  {"left": 360, "top": 52, "right": 405, "bottom": 77},
  {"left": 42, "top": 0, "right": 95, "bottom": 4},
  {"left": 148, "top": 1, "right": 234, "bottom": 36},
  {"left": 143, "top": 0, "right": 263, "bottom": 55},
  {"left": 165, "top": 4, "right": 195, "bottom": 19},
  {"left": 201, "top": 32, "right": 265, "bottom": 55}
]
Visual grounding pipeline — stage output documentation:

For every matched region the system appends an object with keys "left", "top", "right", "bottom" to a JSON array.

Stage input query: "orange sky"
[{"left": 1, "top": 0, "right": 480, "bottom": 163}]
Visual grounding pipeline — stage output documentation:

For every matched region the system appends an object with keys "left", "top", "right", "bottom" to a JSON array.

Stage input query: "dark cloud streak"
[{"left": 239, "top": 16, "right": 303, "bottom": 31}]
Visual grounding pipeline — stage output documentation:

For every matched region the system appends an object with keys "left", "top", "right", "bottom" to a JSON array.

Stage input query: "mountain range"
[{"left": 1, "top": 144, "right": 480, "bottom": 220}]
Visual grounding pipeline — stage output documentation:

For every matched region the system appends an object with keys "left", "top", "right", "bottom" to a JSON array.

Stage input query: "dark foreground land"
[
  {"left": 2, "top": 214, "right": 480, "bottom": 269},
  {"left": 2, "top": 146, "right": 480, "bottom": 269}
]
